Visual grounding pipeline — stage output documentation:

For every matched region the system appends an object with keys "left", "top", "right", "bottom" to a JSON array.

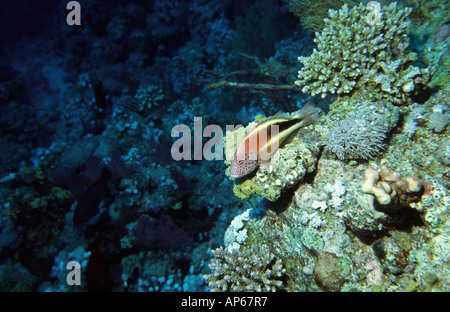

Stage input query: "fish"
[{"left": 230, "top": 101, "right": 322, "bottom": 179}]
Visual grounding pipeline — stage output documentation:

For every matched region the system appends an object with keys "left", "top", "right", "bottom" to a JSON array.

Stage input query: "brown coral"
[
  {"left": 313, "top": 252, "right": 351, "bottom": 291},
  {"left": 361, "top": 165, "right": 430, "bottom": 208}
]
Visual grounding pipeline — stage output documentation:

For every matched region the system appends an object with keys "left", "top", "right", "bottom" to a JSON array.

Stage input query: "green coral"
[
  {"left": 288, "top": 0, "right": 360, "bottom": 33},
  {"left": 429, "top": 45, "right": 450, "bottom": 92},
  {"left": 2, "top": 166, "right": 73, "bottom": 222},
  {"left": 295, "top": 2, "right": 430, "bottom": 104},
  {"left": 0, "top": 260, "right": 36, "bottom": 292},
  {"left": 383, "top": 90, "right": 449, "bottom": 180},
  {"left": 328, "top": 98, "right": 400, "bottom": 129},
  {"left": 120, "top": 234, "right": 134, "bottom": 249},
  {"left": 134, "top": 85, "right": 164, "bottom": 112}
]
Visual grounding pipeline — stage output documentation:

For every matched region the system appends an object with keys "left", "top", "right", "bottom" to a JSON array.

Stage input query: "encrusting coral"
[{"left": 313, "top": 251, "right": 352, "bottom": 291}]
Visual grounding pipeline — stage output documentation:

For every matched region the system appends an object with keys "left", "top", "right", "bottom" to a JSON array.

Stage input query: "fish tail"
[{"left": 292, "top": 99, "right": 322, "bottom": 127}]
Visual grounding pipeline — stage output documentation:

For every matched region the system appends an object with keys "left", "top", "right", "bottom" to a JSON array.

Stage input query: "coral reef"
[
  {"left": 0, "top": 0, "right": 449, "bottom": 294},
  {"left": 0, "top": 260, "right": 36, "bottom": 291},
  {"left": 209, "top": 150, "right": 449, "bottom": 291},
  {"left": 206, "top": 1, "right": 449, "bottom": 289},
  {"left": 0, "top": 166, "right": 74, "bottom": 274}
]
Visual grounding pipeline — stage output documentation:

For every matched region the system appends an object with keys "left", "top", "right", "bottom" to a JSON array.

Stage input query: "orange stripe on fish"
[{"left": 230, "top": 101, "right": 322, "bottom": 179}]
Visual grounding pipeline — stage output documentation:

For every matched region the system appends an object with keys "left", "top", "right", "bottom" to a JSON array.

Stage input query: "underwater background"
[{"left": 0, "top": 0, "right": 449, "bottom": 292}]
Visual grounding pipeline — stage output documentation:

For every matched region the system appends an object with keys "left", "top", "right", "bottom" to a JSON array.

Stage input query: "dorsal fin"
[
  {"left": 265, "top": 110, "right": 291, "bottom": 121},
  {"left": 290, "top": 100, "right": 322, "bottom": 126}
]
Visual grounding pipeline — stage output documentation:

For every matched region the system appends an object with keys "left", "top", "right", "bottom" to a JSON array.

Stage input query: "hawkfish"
[{"left": 230, "top": 101, "right": 322, "bottom": 179}]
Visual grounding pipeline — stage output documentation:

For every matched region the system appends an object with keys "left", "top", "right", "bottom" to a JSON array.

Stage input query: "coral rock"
[
  {"left": 361, "top": 165, "right": 429, "bottom": 208},
  {"left": 313, "top": 252, "right": 351, "bottom": 291}
]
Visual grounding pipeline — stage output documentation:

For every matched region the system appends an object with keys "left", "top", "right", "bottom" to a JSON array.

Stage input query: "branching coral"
[
  {"left": 223, "top": 209, "right": 251, "bottom": 253},
  {"left": 203, "top": 244, "right": 286, "bottom": 292},
  {"left": 134, "top": 85, "right": 164, "bottom": 112},
  {"left": 295, "top": 2, "right": 430, "bottom": 103}
]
